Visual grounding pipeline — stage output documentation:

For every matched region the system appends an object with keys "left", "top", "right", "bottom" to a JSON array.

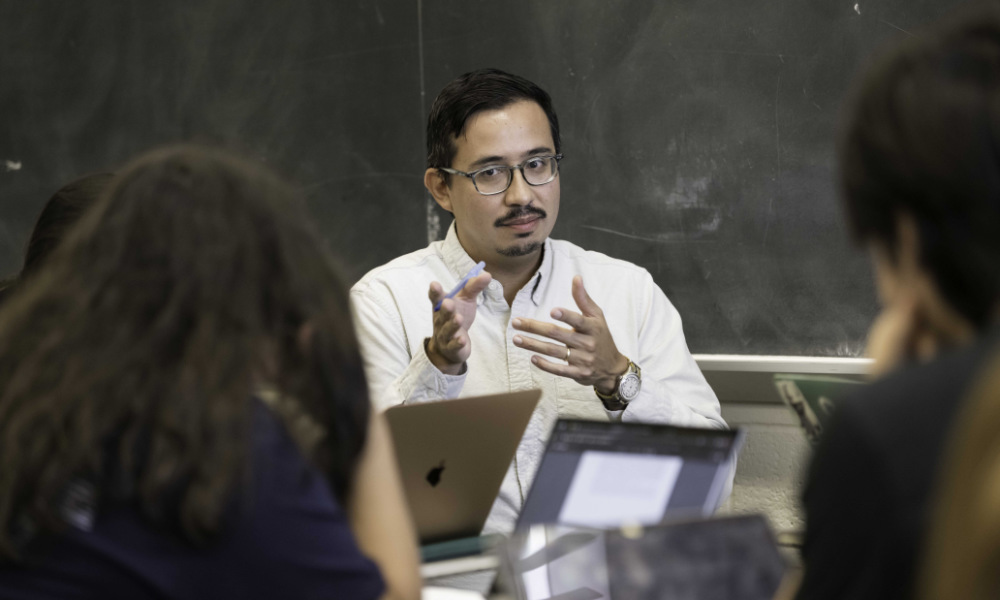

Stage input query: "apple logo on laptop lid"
[{"left": 426, "top": 460, "right": 446, "bottom": 487}]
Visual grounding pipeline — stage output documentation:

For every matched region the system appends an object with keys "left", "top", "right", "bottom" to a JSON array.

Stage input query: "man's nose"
[{"left": 503, "top": 168, "right": 532, "bottom": 206}]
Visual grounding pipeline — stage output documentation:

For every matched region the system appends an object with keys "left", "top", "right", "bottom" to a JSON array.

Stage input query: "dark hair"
[
  {"left": 838, "top": 5, "right": 1000, "bottom": 328},
  {"left": 0, "top": 280, "right": 14, "bottom": 306},
  {"left": 0, "top": 145, "right": 370, "bottom": 558},
  {"left": 21, "top": 173, "right": 114, "bottom": 280},
  {"left": 426, "top": 68, "right": 561, "bottom": 174}
]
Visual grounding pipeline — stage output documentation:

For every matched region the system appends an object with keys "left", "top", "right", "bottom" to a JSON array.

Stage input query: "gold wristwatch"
[{"left": 595, "top": 359, "right": 641, "bottom": 411}]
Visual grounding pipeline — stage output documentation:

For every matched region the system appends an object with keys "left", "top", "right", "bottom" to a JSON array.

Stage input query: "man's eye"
[
  {"left": 525, "top": 158, "right": 546, "bottom": 171},
  {"left": 477, "top": 167, "right": 504, "bottom": 180}
]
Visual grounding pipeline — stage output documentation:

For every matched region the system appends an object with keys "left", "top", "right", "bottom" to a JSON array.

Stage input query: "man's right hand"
[
  {"left": 865, "top": 296, "right": 936, "bottom": 378},
  {"left": 425, "top": 272, "right": 492, "bottom": 375}
]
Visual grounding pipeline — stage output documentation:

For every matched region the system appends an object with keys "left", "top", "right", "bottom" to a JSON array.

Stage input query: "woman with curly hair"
[{"left": 0, "top": 145, "right": 420, "bottom": 599}]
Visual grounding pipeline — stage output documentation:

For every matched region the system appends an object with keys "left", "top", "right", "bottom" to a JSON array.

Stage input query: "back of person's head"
[
  {"left": 426, "top": 68, "right": 561, "bottom": 171},
  {"left": 0, "top": 173, "right": 111, "bottom": 309},
  {"left": 920, "top": 347, "right": 1000, "bottom": 600},
  {"left": 0, "top": 145, "right": 369, "bottom": 559},
  {"left": 838, "top": 4, "right": 1000, "bottom": 329},
  {"left": 0, "top": 279, "right": 14, "bottom": 307},
  {"left": 22, "top": 172, "right": 114, "bottom": 280}
]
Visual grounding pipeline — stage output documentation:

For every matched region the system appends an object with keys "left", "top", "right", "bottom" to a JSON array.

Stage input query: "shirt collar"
[
  {"left": 440, "top": 221, "right": 554, "bottom": 306},
  {"left": 441, "top": 221, "right": 479, "bottom": 277}
]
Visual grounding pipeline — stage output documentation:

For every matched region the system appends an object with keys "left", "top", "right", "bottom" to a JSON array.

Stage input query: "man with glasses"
[{"left": 351, "top": 69, "right": 726, "bottom": 536}]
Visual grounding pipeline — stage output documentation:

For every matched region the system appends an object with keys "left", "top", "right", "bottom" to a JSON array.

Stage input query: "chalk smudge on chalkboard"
[
  {"left": 880, "top": 20, "right": 915, "bottom": 37},
  {"left": 665, "top": 176, "right": 723, "bottom": 236},
  {"left": 579, "top": 225, "right": 676, "bottom": 243},
  {"left": 665, "top": 176, "right": 710, "bottom": 208},
  {"left": 764, "top": 73, "right": 783, "bottom": 247},
  {"left": 854, "top": 4, "right": 861, "bottom": 15},
  {"left": 579, "top": 224, "right": 717, "bottom": 244},
  {"left": 834, "top": 341, "right": 865, "bottom": 357},
  {"left": 3, "top": 160, "right": 22, "bottom": 172}
]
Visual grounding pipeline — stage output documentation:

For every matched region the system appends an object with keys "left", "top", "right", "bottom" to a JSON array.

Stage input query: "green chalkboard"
[{"left": 0, "top": 0, "right": 972, "bottom": 355}]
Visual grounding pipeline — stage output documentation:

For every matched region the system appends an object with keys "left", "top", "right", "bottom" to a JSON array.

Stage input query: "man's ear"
[
  {"left": 893, "top": 212, "right": 922, "bottom": 282},
  {"left": 871, "top": 212, "right": 926, "bottom": 302},
  {"left": 894, "top": 212, "right": 976, "bottom": 349},
  {"left": 424, "top": 168, "right": 454, "bottom": 213},
  {"left": 889, "top": 212, "right": 936, "bottom": 318},
  {"left": 869, "top": 214, "right": 928, "bottom": 322}
]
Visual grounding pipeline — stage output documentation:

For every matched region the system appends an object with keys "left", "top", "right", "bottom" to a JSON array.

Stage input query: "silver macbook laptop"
[
  {"left": 516, "top": 419, "right": 744, "bottom": 531},
  {"left": 384, "top": 389, "right": 541, "bottom": 545}
]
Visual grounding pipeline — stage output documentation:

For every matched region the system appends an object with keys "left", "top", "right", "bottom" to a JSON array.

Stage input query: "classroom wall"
[{"left": 719, "top": 401, "right": 809, "bottom": 533}]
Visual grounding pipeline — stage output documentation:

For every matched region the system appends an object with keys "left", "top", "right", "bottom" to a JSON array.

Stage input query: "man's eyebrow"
[
  {"left": 468, "top": 155, "right": 505, "bottom": 169},
  {"left": 468, "top": 147, "right": 555, "bottom": 169}
]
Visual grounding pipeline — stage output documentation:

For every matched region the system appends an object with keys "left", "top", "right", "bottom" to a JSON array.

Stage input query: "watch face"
[{"left": 620, "top": 373, "right": 641, "bottom": 401}]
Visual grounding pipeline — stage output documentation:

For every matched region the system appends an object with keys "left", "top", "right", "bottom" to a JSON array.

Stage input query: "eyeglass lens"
[{"left": 474, "top": 156, "right": 559, "bottom": 194}]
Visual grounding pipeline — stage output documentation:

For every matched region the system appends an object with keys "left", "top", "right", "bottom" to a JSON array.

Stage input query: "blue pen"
[{"left": 434, "top": 261, "right": 486, "bottom": 312}]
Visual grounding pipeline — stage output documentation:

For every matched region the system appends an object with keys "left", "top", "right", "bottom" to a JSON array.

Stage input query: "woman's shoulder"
[{"left": 0, "top": 401, "right": 386, "bottom": 600}]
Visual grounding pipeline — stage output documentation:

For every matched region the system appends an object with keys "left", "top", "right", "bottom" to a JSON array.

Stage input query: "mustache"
[{"left": 494, "top": 206, "right": 547, "bottom": 227}]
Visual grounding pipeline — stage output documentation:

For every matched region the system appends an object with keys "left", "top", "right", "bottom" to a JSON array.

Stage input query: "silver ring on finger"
[{"left": 565, "top": 347, "right": 572, "bottom": 362}]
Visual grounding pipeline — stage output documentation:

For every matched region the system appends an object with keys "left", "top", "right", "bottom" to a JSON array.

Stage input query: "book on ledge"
[
  {"left": 774, "top": 374, "right": 865, "bottom": 444},
  {"left": 419, "top": 534, "right": 505, "bottom": 579}
]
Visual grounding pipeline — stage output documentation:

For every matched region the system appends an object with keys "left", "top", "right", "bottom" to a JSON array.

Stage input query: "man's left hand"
[{"left": 512, "top": 276, "right": 628, "bottom": 394}]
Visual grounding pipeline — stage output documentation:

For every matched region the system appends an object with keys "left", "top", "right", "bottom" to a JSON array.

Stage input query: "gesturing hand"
[
  {"left": 865, "top": 297, "right": 943, "bottom": 378},
  {"left": 511, "top": 276, "right": 628, "bottom": 394},
  {"left": 425, "top": 271, "right": 492, "bottom": 375}
]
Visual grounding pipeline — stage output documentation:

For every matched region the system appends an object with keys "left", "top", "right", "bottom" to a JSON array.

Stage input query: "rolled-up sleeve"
[
  {"left": 350, "top": 282, "right": 465, "bottom": 411},
  {"left": 620, "top": 270, "right": 725, "bottom": 430}
]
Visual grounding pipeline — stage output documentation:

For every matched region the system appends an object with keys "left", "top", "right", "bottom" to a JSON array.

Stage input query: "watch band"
[
  {"left": 596, "top": 393, "right": 629, "bottom": 412},
  {"left": 595, "top": 359, "right": 641, "bottom": 411}
]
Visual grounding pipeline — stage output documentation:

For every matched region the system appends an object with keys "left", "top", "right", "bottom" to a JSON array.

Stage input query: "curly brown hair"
[{"left": 0, "top": 145, "right": 370, "bottom": 559}]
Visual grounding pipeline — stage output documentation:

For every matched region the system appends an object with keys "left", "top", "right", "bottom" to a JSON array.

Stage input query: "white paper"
[{"left": 558, "top": 451, "right": 682, "bottom": 529}]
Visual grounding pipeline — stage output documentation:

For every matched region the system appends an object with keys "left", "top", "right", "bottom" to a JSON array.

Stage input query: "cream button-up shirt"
[{"left": 350, "top": 222, "right": 728, "bottom": 536}]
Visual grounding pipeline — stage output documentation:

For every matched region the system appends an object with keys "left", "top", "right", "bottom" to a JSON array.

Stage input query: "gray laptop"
[
  {"left": 385, "top": 389, "right": 541, "bottom": 545},
  {"left": 500, "top": 514, "right": 785, "bottom": 600},
  {"left": 516, "top": 419, "right": 744, "bottom": 531}
]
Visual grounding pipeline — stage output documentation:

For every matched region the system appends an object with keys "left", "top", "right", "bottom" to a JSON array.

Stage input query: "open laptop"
[
  {"left": 516, "top": 419, "right": 744, "bottom": 531},
  {"left": 384, "top": 389, "right": 541, "bottom": 546},
  {"left": 499, "top": 514, "right": 785, "bottom": 600}
]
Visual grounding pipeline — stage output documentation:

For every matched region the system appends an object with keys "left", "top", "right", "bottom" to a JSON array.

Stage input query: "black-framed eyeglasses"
[{"left": 439, "top": 154, "right": 563, "bottom": 196}]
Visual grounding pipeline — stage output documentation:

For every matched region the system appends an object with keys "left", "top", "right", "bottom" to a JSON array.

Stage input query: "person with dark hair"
[
  {"left": 795, "top": 6, "right": 1000, "bottom": 599},
  {"left": 0, "top": 172, "right": 112, "bottom": 306},
  {"left": 23, "top": 172, "right": 115, "bottom": 279},
  {"left": 351, "top": 68, "right": 726, "bottom": 538},
  {"left": 0, "top": 279, "right": 13, "bottom": 305},
  {"left": 0, "top": 145, "right": 420, "bottom": 599}
]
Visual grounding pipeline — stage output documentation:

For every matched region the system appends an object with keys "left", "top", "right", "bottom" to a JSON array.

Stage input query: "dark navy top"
[
  {"left": 797, "top": 331, "right": 999, "bottom": 600},
  {"left": 0, "top": 404, "right": 385, "bottom": 600}
]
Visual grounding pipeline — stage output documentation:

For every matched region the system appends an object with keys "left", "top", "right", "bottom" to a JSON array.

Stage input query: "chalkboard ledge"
[{"left": 694, "top": 355, "right": 872, "bottom": 405}]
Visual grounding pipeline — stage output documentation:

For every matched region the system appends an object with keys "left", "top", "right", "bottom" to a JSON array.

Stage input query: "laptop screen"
[
  {"left": 499, "top": 515, "right": 785, "bottom": 600},
  {"left": 516, "top": 419, "right": 743, "bottom": 530}
]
